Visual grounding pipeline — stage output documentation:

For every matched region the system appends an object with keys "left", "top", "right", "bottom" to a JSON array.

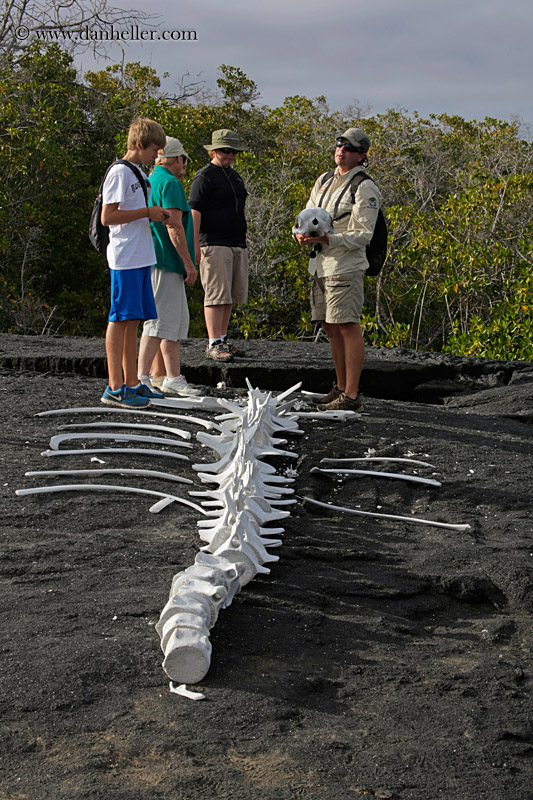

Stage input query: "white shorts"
[{"left": 143, "top": 267, "right": 190, "bottom": 341}]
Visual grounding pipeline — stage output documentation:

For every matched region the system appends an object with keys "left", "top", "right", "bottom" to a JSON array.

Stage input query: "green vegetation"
[{"left": 1, "top": 46, "right": 531, "bottom": 360}]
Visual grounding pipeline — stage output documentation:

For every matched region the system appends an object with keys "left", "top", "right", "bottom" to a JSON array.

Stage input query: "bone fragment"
[{"left": 169, "top": 683, "right": 205, "bottom": 700}]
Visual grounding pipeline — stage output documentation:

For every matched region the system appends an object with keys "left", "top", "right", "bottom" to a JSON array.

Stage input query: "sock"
[{"left": 209, "top": 338, "right": 222, "bottom": 347}]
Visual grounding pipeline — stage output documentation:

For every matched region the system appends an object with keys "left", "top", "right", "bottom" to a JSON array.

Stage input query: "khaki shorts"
[
  {"left": 143, "top": 267, "right": 189, "bottom": 341},
  {"left": 199, "top": 245, "right": 248, "bottom": 305},
  {"left": 311, "top": 271, "right": 365, "bottom": 324}
]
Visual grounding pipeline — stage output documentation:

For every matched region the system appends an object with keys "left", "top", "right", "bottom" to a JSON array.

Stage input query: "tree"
[{"left": 0, "top": 0, "right": 154, "bottom": 58}]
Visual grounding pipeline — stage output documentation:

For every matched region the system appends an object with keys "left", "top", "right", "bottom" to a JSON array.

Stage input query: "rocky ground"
[{"left": 1, "top": 336, "right": 532, "bottom": 800}]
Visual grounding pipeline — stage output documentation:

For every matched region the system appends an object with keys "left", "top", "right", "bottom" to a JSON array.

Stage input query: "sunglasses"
[
  {"left": 217, "top": 148, "right": 238, "bottom": 154},
  {"left": 335, "top": 138, "right": 362, "bottom": 153}
]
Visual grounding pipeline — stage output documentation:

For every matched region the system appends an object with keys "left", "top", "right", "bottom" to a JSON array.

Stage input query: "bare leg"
[
  {"left": 137, "top": 333, "right": 162, "bottom": 380},
  {"left": 322, "top": 321, "right": 364, "bottom": 399},
  {"left": 106, "top": 320, "right": 140, "bottom": 390},
  {"left": 105, "top": 320, "right": 127, "bottom": 391},
  {"left": 322, "top": 322, "right": 346, "bottom": 391},
  {"left": 123, "top": 320, "right": 141, "bottom": 387},
  {"left": 160, "top": 339, "right": 181, "bottom": 378},
  {"left": 340, "top": 322, "right": 364, "bottom": 398},
  {"left": 204, "top": 304, "right": 232, "bottom": 340},
  {"left": 151, "top": 347, "right": 166, "bottom": 380}
]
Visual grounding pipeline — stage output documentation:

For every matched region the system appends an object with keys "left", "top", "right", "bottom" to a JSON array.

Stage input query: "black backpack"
[
  {"left": 89, "top": 160, "right": 149, "bottom": 255},
  {"left": 318, "top": 170, "right": 388, "bottom": 276}
]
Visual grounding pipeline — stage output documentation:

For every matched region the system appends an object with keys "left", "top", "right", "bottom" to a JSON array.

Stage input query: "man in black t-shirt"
[{"left": 189, "top": 129, "right": 248, "bottom": 361}]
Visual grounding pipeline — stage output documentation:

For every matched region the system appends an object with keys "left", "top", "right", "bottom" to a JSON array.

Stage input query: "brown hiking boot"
[
  {"left": 317, "top": 391, "right": 363, "bottom": 412},
  {"left": 312, "top": 383, "right": 342, "bottom": 405}
]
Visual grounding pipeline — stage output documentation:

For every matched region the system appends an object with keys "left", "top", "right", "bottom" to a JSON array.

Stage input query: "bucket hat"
[{"left": 203, "top": 129, "right": 245, "bottom": 152}]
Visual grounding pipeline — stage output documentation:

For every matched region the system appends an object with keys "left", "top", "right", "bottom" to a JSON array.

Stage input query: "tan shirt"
[{"left": 306, "top": 165, "right": 382, "bottom": 277}]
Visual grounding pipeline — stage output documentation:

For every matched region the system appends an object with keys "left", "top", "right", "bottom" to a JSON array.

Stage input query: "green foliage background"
[{"left": 1, "top": 47, "right": 531, "bottom": 360}]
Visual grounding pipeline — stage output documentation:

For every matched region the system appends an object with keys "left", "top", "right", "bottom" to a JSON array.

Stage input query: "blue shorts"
[{"left": 108, "top": 266, "right": 158, "bottom": 322}]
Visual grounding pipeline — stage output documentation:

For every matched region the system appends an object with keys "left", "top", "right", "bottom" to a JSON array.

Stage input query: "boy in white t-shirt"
[{"left": 100, "top": 117, "right": 170, "bottom": 408}]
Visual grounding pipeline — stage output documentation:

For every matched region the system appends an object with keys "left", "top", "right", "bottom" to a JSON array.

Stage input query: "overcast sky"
[{"left": 75, "top": 0, "right": 532, "bottom": 129}]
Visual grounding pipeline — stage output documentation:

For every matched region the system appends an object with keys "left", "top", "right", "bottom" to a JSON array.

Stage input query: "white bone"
[
  {"left": 151, "top": 396, "right": 223, "bottom": 411},
  {"left": 196, "top": 430, "right": 236, "bottom": 456},
  {"left": 311, "top": 467, "right": 441, "bottom": 487},
  {"left": 200, "top": 509, "right": 283, "bottom": 555},
  {"left": 211, "top": 542, "right": 269, "bottom": 585},
  {"left": 25, "top": 468, "right": 193, "bottom": 484},
  {"left": 35, "top": 407, "right": 224, "bottom": 431},
  {"left": 157, "top": 595, "right": 212, "bottom": 636},
  {"left": 149, "top": 497, "right": 177, "bottom": 513},
  {"left": 49, "top": 433, "right": 192, "bottom": 450},
  {"left": 170, "top": 574, "right": 227, "bottom": 604},
  {"left": 162, "top": 628, "right": 212, "bottom": 684},
  {"left": 15, "top": 484, "right": 207, "bottom": 514},
  {"left": 160, "top": 613, "right": 210, "bottom": 651},
  {"left": 169, "top": 683, "right": 205, "bottom": 700},
  {"left": 292, "top": 207, "right": 334, "bottom": 237},
  {"left": 193, "top": 552, "right": 243, "bottom": 607},
  {"left": 58, "top": 421, "right": 191, "bottom": 440},
  {"left": 274, "top": 382, "right": 303, "bottom": 403},
  {"left": 203, "top": 493, "right": 290, "bottom": 523},
  {"left": 320, "top": 456, "right": 436, "bottom": 468},
  {"left": 294, "top": 410, "right": 361, "bottom": 420},
  {"left": 301, "top": 496, "right": 471, "bottom": 531},
  {"left": 41, "top": 448, "right": 189, "bottom": 462}
]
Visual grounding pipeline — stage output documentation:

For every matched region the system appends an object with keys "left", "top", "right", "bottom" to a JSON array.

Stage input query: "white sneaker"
[
  {"left": 150, "top": 376, "right": 164, "bottom": 389},
  {"left": 161, "top": 375, "right": 202, "bottom": 397}
]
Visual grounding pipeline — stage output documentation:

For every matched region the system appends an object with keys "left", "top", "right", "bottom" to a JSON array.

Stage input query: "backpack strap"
[
  {"left": 331, "top": 171, "right": 372, "bottom": 221},
  {"left": 317, "top": 169, "right": 373, "bottom": 221},
  {"left": 101, "top": 159, "right": 149, "bottom": 206}
]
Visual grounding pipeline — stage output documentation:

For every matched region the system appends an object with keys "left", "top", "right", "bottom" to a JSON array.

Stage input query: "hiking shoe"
[
  {"left": 318, "top": 391, "right": 363, "bottom": 412},
  {"left": 205, "top": 341, "right": 233, "bottom": 362},
  {"left": 136, "top": 376, "right": 165, "bottom": 399},
  {"left": 161, "top": 375, "right": 203, "bottom": 397},
  {"left": 312, "top": 383, "right": 342, "bottom": 405},
  {"left": 101, "top": 385, "right": 150, "bottom": 409}
]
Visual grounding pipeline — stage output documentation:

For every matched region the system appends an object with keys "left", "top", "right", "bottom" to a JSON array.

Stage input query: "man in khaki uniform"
[{"left": 295, "top": 128, "right": 382, "bottom": 411}]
